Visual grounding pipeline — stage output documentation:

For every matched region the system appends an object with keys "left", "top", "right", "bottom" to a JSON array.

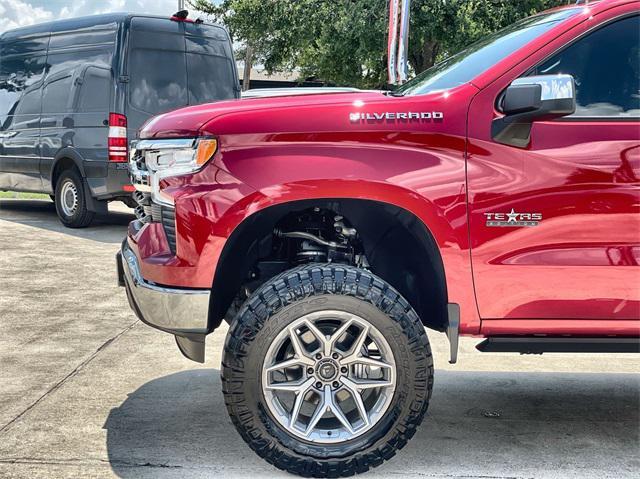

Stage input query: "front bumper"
[{"left": 117, "top": 240, "right": 210, "bottom": 336}]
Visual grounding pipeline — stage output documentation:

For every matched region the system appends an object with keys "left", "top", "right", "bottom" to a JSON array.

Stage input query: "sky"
[{"left": 0, "top": 0, "right": 197, "bottom": 33}]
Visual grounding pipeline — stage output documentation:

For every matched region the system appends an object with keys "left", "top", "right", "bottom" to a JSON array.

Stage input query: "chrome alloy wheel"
[
  {"left": 262, "top": 310, "right": 396, "bottom": 443},
  {"left": 59, "top": 180, "right": 79, "bottom": 217}
]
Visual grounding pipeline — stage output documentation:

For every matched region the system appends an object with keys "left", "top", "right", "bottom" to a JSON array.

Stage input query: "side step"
[{"left": 477, "top": 337, "right": 640, "bottom": 354}]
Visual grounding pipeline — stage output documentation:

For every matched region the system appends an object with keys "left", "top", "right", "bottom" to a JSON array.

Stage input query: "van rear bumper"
[{"left": 87, "top": 163, "right": 133, "bottom": 200}]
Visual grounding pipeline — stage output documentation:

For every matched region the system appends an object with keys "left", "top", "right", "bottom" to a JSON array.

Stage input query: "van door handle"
[{"left": 0, "top": 131, "right": 17, "bottom": 138}]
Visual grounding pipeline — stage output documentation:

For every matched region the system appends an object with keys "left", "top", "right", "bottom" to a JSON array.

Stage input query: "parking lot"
[{"left": 0, "top": 198, "right": 638, "bottom": 479}]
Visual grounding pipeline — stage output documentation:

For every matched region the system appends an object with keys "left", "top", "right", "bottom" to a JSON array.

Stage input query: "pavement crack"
[
  {"left": 0, "top": 457, "right": 182, "bottom": 469},
  {"left": 0, "top": 320, "right": 139, "bottom": 436}
]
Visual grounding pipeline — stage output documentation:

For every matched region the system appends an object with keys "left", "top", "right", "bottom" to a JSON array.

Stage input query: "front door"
[{"left": 467, "top": 12, "right": 640, "bottom": 321}]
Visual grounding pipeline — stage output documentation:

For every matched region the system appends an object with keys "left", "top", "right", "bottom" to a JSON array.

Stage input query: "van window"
[
  {"left": 76, "top": 66, "right": 110, "bottom": 112},
  {"left": 185, "top": 27, "right": 236, "bottom": 104},
  {"left": 42, "top": 75, "right": 73, "bottom": 113},
  {"left": 0, "top": 55, "right": 45, "bottom": 117},
  {"left": 13, "top": 87, "right": 41, "bottom": 116},
  {"left": 128, "top": 17, "right": 236, "bottom": 115},
  {"left": 129, "top": 48, "right": 188, "bottom": 114},
  {"left": 42, "top": 49, "right": 113, "bottom": 114},
  {"left": 187, "top": 53, "right": 236, "bottom": 104}
]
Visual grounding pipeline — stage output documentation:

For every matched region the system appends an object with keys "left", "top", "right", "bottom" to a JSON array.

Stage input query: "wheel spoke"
[
  {"left": 303, "top": 319, "right": 331, "bottom": 356},
  {"left": 343, "top": 323, "right": 369, "bottom": 359},
  {"left": 287, "top": 326, "right": 315, "bottom": 366},
  {"left": 266, "top": 357, "right": 308, "bottom": 373},
  {"left": 326, "top": 386, "right": 355, "bottom": 434},
  {"left": 304, "top": 387, "right": 329, "bottom": 436},
  {"left": 266, "top": 377, "right": 314, "bottom": 393},
  {"left": 341, "top": 378, "right": 369, "bottom": 427},
  {"left": 327, "top": 317, "right": 355, "bottom": 353},
  {"left": 289, "top": 378, "right": 314, "bottom": 428},
  {"left": 345, "top": 377, "right": 393, "bottom": 390},
  {"left": 343, "top": 355, "right": 392, "bottom": 370}
]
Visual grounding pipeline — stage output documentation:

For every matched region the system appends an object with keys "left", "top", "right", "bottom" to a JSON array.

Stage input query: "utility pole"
[{"left": 242, "top": 44, "right": 253, "bottom": 91}]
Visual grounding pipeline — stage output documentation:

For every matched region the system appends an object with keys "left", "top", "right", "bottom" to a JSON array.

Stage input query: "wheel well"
[
  {"left": 209, "top": 199, "right": 448, "bottom": 333},
  {"left": 51, "top": 157, "right": 78, "bottom": 191}
]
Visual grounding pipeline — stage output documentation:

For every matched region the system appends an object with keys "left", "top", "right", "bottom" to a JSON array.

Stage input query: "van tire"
[
  {"left": 222, "top": 263, "right": 433, "bottom": 477},
  {"left": 54, "top": 169, "right": 94, "bottom": 228}
]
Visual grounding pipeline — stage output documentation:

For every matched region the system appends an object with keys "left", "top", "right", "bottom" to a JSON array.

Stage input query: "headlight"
[{"left": 130, "top": 138, "right": 217, "bottom": 206}]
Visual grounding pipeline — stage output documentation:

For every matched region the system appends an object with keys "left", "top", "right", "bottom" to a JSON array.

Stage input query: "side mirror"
[{"left": 492, "top": 74, "right": 576, "bottom": 147}]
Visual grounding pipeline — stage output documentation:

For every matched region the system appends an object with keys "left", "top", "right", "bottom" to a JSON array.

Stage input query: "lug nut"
[
  {"left": 341, "top": 366, "right": 348, "bottom": 374},
  {"left": 332, "top": 353, "right": 339, "bottom": 359},
  {"left": 315, "top": 353, "right": 322, "bottom": 359},
  {"left": 332, "top": 381, "right": 340, "bottom": 388},
  {"left": 307, "top": 368, "right": 314, "bottom": 375},
  {"left": 315, "top": 382, "right": 322, "bottom": 389}
]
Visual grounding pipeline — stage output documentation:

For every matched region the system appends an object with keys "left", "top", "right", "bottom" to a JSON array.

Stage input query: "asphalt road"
[{"left": 0, "top": 198, "right": 639, "bottom": 479}]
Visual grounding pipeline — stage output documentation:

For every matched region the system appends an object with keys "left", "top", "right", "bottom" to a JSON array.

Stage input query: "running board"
[{"left": 476, "top": 337, "right": 640, "bottom": 354}]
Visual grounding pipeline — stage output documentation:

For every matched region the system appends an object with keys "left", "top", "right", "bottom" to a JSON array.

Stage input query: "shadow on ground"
[
  {"left": 0, "top": 199, "right": 133, "bottom": 244},
  {"left": 103, "top": 369, "right": 640, "bottom": 478}
]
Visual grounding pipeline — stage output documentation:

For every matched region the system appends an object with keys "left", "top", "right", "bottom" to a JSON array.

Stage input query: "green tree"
[{"left": 190, "top": 0, "right": 568, "bottom": 88}]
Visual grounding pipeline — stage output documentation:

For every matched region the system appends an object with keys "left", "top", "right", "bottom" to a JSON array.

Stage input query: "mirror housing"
[{"left": 492, "top": 74, "right": 576, "bottom": 147}]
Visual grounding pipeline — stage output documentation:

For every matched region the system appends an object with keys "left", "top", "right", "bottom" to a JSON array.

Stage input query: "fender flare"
[
  {"left": 50, "top": 147, "right": 87, "bottom": 185},
  {"left": 202, "top": 179, "right": 471, "bottom": 332},
  {"left": 50, "top": 148, "right": 106, "bottom": 213}
]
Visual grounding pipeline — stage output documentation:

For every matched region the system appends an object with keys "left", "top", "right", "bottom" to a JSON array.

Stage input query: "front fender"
[{"left": 156, "top": 148, "right": 477, "bottom": 332}]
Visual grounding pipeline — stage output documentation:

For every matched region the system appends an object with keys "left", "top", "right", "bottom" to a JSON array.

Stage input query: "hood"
[{"left": 139, "top": 91, "right": 384, "bottom": 139}]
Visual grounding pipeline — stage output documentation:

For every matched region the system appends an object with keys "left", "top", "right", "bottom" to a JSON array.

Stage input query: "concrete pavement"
[{"left": 1, "top": 198, "right": 639, "bottom": 479}]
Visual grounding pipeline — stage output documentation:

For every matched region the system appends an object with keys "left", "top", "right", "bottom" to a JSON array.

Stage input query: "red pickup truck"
[{"left": 117, "top": 1, "right": 639, "bottom": 476}]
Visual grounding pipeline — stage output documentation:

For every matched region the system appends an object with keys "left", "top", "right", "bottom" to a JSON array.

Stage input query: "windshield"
[{"left": 396, "top": 8, "right": 581, "bottom": 96}]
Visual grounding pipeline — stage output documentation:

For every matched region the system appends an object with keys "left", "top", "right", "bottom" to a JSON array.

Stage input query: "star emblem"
[{"left": 506, "top": 208, "right": 519, "bottom": 223}]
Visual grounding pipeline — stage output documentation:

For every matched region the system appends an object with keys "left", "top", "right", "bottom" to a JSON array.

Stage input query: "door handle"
[{"left": 0, "top": 131, "right": 18, "bottom": 138}]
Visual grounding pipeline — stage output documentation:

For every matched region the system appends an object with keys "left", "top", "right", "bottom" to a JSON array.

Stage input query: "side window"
[
  {"left": 0, "top": 55, "right": 45, "bottom": 118},
  {"left": 76, "top": 66, "right": 110, "bottom": 112},
  {"left": 13, "top": 87, "right": 41, "bottom": 116},
  {"left": 533, "top": 15, "right": 640, "bottom": 118},
  {"left": 42, "top": 49, "right": 112, "bottom": 114},
  {"left": 42, "top": 75, "right": 73, "bottom": 113}
]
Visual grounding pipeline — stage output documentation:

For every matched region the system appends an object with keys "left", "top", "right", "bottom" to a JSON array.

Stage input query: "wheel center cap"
[{"left": 316, "top": 359, "right": 339, "bottom": 381}]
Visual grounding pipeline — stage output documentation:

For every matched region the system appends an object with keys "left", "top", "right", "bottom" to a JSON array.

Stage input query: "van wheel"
[
  {"left": 54, "top": 169, "right": 94, "bottom": 228},
  {"left": 223, "top": 264, "right": 433, "bottom": 477}
]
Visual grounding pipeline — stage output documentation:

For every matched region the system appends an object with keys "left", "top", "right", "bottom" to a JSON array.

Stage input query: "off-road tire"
[
  {"left": 54, "top": 168, "right": 94, "bottom": 228},
  {"left": 222, "top": 263, "right": 433, "bottom": 477}
]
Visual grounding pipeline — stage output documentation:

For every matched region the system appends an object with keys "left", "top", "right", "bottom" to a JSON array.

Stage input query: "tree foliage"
[{"left": 190, "top": 0, "right": 568, "bottom": 88}]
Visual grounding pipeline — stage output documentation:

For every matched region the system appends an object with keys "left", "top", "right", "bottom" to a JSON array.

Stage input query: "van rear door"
[{"left": 126, "top": 17, "right": 238, "bottom": 134}]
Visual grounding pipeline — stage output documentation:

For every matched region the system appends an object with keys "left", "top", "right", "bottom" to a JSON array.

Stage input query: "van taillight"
[{"left": 108, "top": 113, "right": 128, "bottom": 162}]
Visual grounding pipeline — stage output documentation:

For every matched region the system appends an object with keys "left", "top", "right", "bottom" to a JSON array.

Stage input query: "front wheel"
[
  {"left": 54, "top": 168, "right": 94, "bottom": 228},
  {"left": 222, "top": 264, "right": 433, "bottom": 477}
]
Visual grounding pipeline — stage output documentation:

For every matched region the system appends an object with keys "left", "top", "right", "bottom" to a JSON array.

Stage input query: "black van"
[{"left": 0, "top": 13, "right": 239, "bottom": 227}]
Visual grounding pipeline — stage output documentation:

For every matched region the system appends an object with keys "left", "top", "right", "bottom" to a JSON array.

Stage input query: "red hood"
[{"left": 139, "top": 91, "right": 385, "bottom": 139}]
